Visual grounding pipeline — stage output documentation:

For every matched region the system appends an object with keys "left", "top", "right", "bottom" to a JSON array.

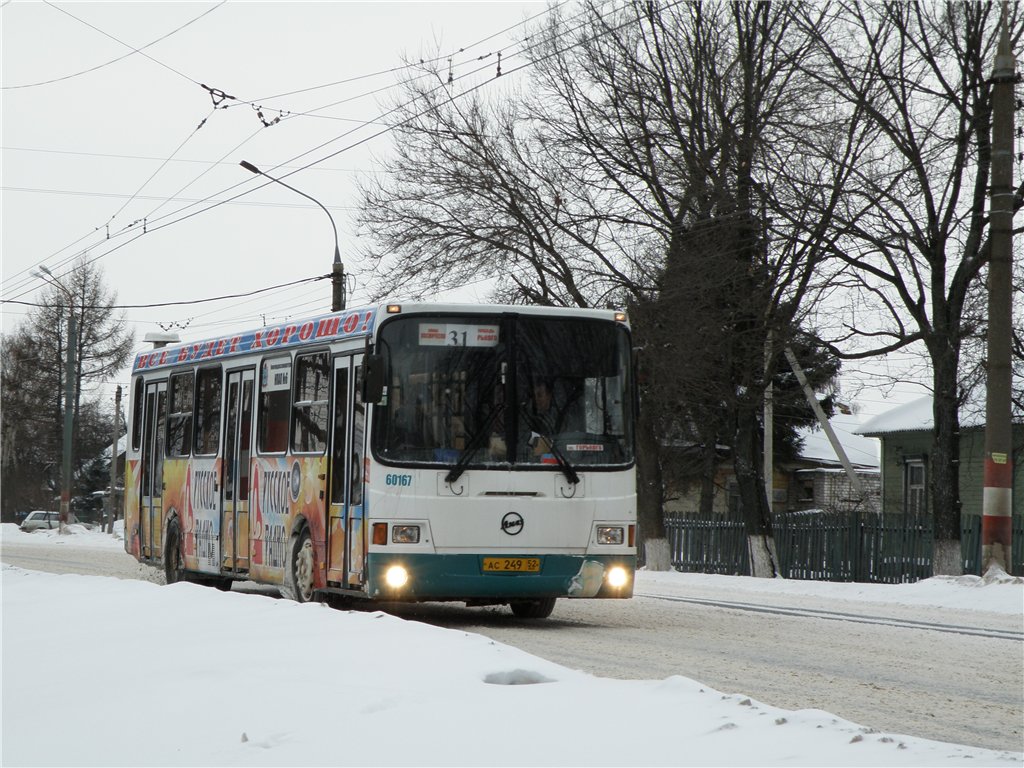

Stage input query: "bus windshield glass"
[{"left": 373, "top": 314, "right": 634, "bottom": 469}]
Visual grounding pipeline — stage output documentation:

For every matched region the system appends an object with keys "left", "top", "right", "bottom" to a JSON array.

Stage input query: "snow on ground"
[
  {"left": 2, "top": 524, "right": 1022, "bottom": 767},
  {"left": 638, "top": 568, "right": 1024, "bottom": 615},
  {"left": 2, "top": 521, "right": 127, "bottom": 549}
]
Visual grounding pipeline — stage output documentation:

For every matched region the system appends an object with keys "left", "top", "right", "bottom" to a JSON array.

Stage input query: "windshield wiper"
[
  {"left": 444, "top": 406, "right": 504, "bottom": 485},
  {"left": 521, "top": 412, "right": 579, "bottom": 486}
]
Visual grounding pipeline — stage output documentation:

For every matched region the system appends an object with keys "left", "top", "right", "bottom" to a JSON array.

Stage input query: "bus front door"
[
  {"left": 327, "top": 356, "right": 366, "bottom": 587},
  {"left": 221, "top": 369, "right": 254, "bottom": 573},
  {"left": 139, "top": 381, "right": 167, "bottom": 561}
]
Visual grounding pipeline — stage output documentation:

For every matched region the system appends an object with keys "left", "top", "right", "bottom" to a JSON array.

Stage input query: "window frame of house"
[{"left": 902, "top": 455, "right": 927, "bottom": 515}]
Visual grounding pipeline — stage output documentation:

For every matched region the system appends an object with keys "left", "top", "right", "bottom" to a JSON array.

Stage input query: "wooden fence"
[{"left": 664, "top": 510, "right": 1024, "bottom": 582}]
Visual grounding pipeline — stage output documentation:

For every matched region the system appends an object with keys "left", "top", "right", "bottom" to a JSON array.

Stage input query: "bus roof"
[{"left": 131, "top": 301, "right": 627, "bottom": 374}]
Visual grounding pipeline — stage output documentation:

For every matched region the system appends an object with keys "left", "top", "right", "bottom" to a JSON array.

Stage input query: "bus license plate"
[{"left": 482, "top": 557, "right": 541, "bottom": 573}]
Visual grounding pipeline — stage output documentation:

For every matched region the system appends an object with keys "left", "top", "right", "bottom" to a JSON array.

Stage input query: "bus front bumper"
[{"left": 366, "top": 552, "right": 635, "bottom": 602}]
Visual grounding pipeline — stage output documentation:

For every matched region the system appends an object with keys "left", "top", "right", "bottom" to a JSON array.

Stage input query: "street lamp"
[
  {"left": 33, "top": 265, "right": 77, "bottom": 533},
  {"left": 239, "top": 160, "right": 346, "bottom": 311}
]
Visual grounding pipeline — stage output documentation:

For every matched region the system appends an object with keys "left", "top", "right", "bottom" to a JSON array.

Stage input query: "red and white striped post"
[{"left": 982, "top": 13, "right": 1015, "bottom": 575}]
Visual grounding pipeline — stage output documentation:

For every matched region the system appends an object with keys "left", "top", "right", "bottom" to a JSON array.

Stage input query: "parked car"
[{"left": 19, "top": 510, "right": 78, "bottom": 532}]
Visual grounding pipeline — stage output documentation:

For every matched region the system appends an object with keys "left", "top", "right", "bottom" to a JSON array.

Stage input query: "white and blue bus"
[{"left": 125, "top": 302, "right": 636, "bottom": 618}]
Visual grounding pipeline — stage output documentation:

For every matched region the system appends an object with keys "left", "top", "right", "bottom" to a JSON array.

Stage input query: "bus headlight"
[
  {"left": 385, "top": 565, "right": 409, "bottom": 589},
  {"left": 392, "top": 525, "right": 420, "bottom": 544},
  {"left": 607, "top": 566, "right": 629, "bottom": 588},
  {"left": 597, "top": 526, "right": 624, "bottom": 545}
]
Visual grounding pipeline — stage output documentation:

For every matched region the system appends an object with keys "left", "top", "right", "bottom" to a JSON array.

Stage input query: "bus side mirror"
[{"left": 362, "top": 354, "right": 385, "bottom": 404}]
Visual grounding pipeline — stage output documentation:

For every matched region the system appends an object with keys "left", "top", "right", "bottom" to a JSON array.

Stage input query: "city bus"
[{"left": 124, "top": 302, "right": 636, "bottom": 618}]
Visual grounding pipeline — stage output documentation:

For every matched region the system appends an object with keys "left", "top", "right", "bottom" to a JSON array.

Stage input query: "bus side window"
[
  {"left": 291, "top": 352, "right": 330, "bottom": 454},
  {"left": 167, "top": 372, "right": 194, "bottom": 457},
  {"left": 194, "top": 367, "right": 222, "bottom": 455},
  {"left": 131, "top": 378, "right": 144, "bottom": 452},
  {"left": 331, "top": 366, "right": 349, "bottom": 506},
  {"left": 259, "top": 357, "right": 291, "bottom": 453},
  {"left": 239, "top": 379, "right": 253, "bottom": 500},
  {"left": 350, "top": 366, "right": 364, "bottom": 506}
]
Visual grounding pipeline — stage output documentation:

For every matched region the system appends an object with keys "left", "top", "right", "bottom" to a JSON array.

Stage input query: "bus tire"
[
  {"left": 164, "top": 518, "right": 185, "bottom": 585},
  {"left": 510, "top": 597, "right": 556, "bottom": 619},
  {"left": 281, "top": 526, "right": 315, "bottom": 603}
]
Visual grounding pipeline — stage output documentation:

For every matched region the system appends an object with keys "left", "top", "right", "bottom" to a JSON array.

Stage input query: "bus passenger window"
[
  {"left": 292, "top": 352, "right": 330, "bottom": 454},
  {"left": 350, "top": 366, "right": 364, "bottom": 506},
  {"left": 166, "top": 372, "right": 194, "bottom": 457},
  {"left": 131, "top": 379, "right": 144, "bottom": 452},
  {"left": 259, "top": 357, "right": 291, "bottom": 453},
  {"left": 194, "top": 367, "right": 222, "bottom": 455},
  {"left": 239, "top": 379, "right": 253, "bottom": 500}
]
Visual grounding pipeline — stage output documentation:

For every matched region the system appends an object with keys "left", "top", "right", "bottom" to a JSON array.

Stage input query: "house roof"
[
  {"left": 856, "top": 396, "right": 934, "bottom": 436},
  {"left": 796, "top": 412, "right": 880, "bottom": 470},
  {"left": 855, "top": 393, "right": 1021, "bottom": 436},
  {"left": 99, "top": 434, "right": 129, "bottom": 460}
]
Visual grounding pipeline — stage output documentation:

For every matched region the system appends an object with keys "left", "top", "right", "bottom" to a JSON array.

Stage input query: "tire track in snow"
[{"left": 635, "top": 592, "right": 1024, "bottom": 642}]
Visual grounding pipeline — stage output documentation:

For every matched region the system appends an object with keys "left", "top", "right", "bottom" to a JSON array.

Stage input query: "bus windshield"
[{"left": 373, "top": 314, "right": 634, "bottom": 470}]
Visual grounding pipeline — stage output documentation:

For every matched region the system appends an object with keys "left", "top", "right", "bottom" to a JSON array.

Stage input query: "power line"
[
  {"left": 1, "top": 2, "right": 225, "bottom": 89},
  {"left": 2, "top": 274, "right": 328, "bottom": 310},
  {"left": 0, "top": 146, "right": 370, "bottom": 172},
  {"left": 101, "top": 109, "right": 217, "bottom": 234},
  {"left": 2, "top": 6, "right": 565, "bottom": 292},
  {"left": 37, "top": 0, "right": 209, "bottom": 87},
  {"left": 2, "top": 185, "right": 354, "bottom": 211},
  {"left": 2, "top": 1, "right": 638, "bottom": 309},
  {"left": 236, "top": 3, "right": 562, "bottom": 107}
]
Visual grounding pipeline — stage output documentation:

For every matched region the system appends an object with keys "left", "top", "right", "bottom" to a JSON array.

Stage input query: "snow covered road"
[{"left": 3, "top": 525, "right": 1021, "bottom": 754}]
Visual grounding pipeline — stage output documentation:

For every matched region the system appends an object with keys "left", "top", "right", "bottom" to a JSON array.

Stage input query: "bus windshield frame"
[{"left": 371, "top": 312, "right": 635, "bottom": 472}]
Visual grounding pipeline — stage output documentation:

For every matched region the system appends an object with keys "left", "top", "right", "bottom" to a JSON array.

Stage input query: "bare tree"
[
  {"left": 357, "top": 1, "right": 843, "bottom": 571},
  {"left": 799, "top": 2, "right": 1024, "bottom": 572}
]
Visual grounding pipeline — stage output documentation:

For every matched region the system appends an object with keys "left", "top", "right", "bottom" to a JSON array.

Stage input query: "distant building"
[
  {"left": 856, "top": 395, "right": 1023, "bottom": 517},
  {"left": 666, "top": 413, "right": 880, "bottom": 516}
]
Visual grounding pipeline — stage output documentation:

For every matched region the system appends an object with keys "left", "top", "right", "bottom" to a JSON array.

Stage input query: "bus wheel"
[
  {"left": 282, "top": 527, "right": 315, "bottom": 603},
  {"left": 164, "top": 519, "right": 184, "bottom": 585},
  {"left": 510, "top": 597, "right": 556, "bottom": 619}
]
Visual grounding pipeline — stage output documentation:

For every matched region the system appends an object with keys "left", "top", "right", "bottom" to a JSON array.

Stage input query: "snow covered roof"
[
  {"left": 855, "top": 393, "right": 1019, "bottom": 436},
  {"left": 98, "top": 434, "right": 128, "bottom": 460},
  {"left": 857, "top": 396, "right": 933, "bottom": 436},
  {"left": 796, "top": 412, "right": 880, "bottom": 469}
]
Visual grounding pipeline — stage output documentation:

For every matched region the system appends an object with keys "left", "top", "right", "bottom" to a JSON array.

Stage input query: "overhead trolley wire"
[
  {"left": 5, "top": 1, "right": 660, "bottom": 319},
  {"left": 1, "top": 2, "right": 225, "bottom": 89},
  {"left": 34, "top": 0, "right": 216, "bottom": 87}
]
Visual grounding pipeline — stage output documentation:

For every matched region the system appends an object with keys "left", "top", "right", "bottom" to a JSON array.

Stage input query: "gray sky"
[
  {"left": 2, "top": 2, "right": 540, "bottom": 359},
  {"left": 1, "top": 0, "right": 928, "bottom": 421}
]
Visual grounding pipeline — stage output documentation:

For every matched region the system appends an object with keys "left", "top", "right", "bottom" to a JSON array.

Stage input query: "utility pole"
[
  {"left": 34, "top": 266, "right": 77, "bottom": 533},
  {"left": 763, "top": 332, "right": 774, "bottom": 516},
  {"left": 106, "top": 385, "right": 122, "bottom": 535},
  {"left": 783, "top": 346, "right": 876, "bottom": 513},
  {"left": 982, "top": 10, "right": 1015, "bottom": 574}
]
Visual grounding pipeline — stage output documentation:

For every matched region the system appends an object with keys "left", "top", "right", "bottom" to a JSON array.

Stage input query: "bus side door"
[
  {"left": 327, "top": 355, "right": 366, "bottom": 586},
  {"left": 221, "top": 368, "right": 254, "bottom": 573},
  {"left": 139, "top": 380, "right": 167, "bottom": 560}
]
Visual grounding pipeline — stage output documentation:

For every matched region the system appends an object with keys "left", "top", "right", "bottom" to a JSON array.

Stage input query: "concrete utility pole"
[
  {"left": 764, "top": 332, "right": 774, "bottom": 516},
  {"left": 35, "top": 266, "right": 77, "bottom": 533},
  {"left": 982, "top": 11, "right": 1015, "bottom": 575},
  {"left": 783, "top": 347, "right": 876, "bottom": 513}
]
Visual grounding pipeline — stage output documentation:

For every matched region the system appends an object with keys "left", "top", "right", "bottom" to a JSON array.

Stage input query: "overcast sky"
[{"left": 1, "top": 1, "right": 929, "bottom": 420}]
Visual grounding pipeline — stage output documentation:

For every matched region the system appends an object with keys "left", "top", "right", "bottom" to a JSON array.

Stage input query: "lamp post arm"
[{"left": 239, "top": 161, "right": 341, "bottom": 265}]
